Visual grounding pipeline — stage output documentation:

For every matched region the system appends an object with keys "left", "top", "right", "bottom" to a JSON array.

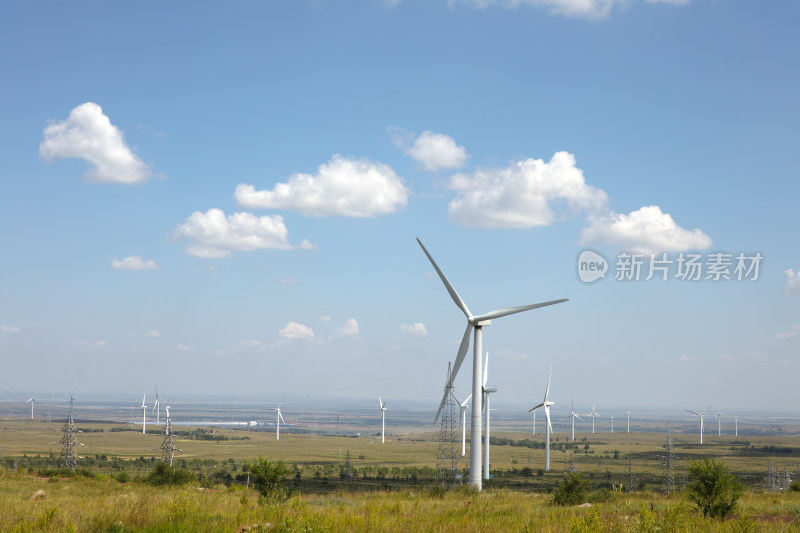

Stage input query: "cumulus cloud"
[
  {"left": 279, "top": 322, "right": 315, "bottom": 340},
  {"left": 338, "top": 318, "right": 360, "bottom": 337},
  {"left": 39, "top": 102, "right": 152, "bottom": 184},
  {"left": 320, "top": 315, "right": 331, "bottom": 323},
  {"left": 580, "top": 206, "right": 712, "bottom": 253},
  {"left": 175, "top": 344, "right": 197, "bottom": 352},
  {"left": 1, "top": 325, "right": 20, "bottom": 333},
  {"left": 145, "top": 330, "right": 161, "bottom": 338},
  {"left": 407, "top": 131, "right": 469, "bottom": 171},
  {"left": 112, "top": 255, "right": 159, "bottom": 270},
  {"left": 396, "top": 322, "right": 428, "bottom": 338},
  {"left": 447, "top": 0, "right": 690, "bottom": 19},
  {"left": 784, "top": 269, "right": 800, "bottom": 294},
  {"left": 448, "top": 151, "right": 608, "bottom": 228},
  {"left": 234, "top": 155, "right": 408, "bottom": 217},
  {"left": 774, "top": 325, "right": 800, "bottom": 340},
  {"left": 173, "top": 208, "right": 293, "bottom": 258}
]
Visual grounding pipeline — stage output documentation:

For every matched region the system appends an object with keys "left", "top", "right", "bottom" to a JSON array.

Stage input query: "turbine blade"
[
  {"left": 277, "top": 393, "right": 287, "bottom": 409},
  {"left": 545, "top": 406, "right": 553, "bottom": 433},
  {"left": 483, "top": 351, "right": 490, "bottom": 388},
  {"left": 460, "top": 394, "right": 472, "bottom": 408},
  {"left": 544, "top": 365, "right": 552, "bottom": 401},
  {"left": 379, "top": 397, "right": 383, "bottom": 409},
  {"left": 449, "top": 324, "right": 473, "bottom": 387},
  {"left": 416, "top": 238, "right": 472, "bottom": 319},
  {"left": 703, "top": 403, "right": 713, "bottom": 415},
  {"left": 279, "top": 411, "right": 285, "bottom": 424},
  {"left": 433, "top": 389, "right": 449, "bottom": 424},
  {"left": 473, "top": 298, "right": 568, "bottom": 322},
  {"left": 528, "top": 402, "right": 544, "bottom": 412},
  {"left": 687, "top": 409, "right": 700, "bottom": 416}
]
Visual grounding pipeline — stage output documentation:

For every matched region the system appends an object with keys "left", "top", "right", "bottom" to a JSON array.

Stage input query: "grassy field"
[{"left": 2, "top": 417, "right": 800, "bottom": 531}]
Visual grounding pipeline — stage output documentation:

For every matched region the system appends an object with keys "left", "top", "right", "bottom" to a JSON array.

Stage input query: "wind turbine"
[
  {"left": 735, "top": 415, "right": 739, "bottom": 437},
  {"left": 269, "top": 395, "right": 286, "bottom": 440},
  {"left": 610, "top": 416, "right": 615, "bottom": 433},
  {"left": 418, "top": 238, "right": 567, "bottom": 490},
  {"left": 378, "top": 397, "right": 388, "bottom": 444},
  {"left": 717, "top": 412, "right": 722, "bottom": 436},
  {"left": 482, "top": 351, "right": 497, "bottom": 480},
  {"left": 567, "top": 399, "right": 583, "bottom": 441},
  {"left": 529, "top": 366, "right": 554, "bottom": 472},
  {"left": 452, "top": 393, "right": 472, "bottom": 456},
  {"left": 687, "top": 404, "right": 712, "bottom": 444},
  {"left": 152, "top": 386, "right": 161, "bottom": 426},
  {"left": 626, "top": 410, "right": 631, "bottom": 433},
  {"left": 26, "top": 396, "right": 35, "bottom": 420},
  {"left": 532, "top": 410, "right": 536, "bottom": 436},
  {"left": 585, "top": 404, "right": 599, "bottom": 434},
  {"left": 141, "top": 394, "right": 147, "bottom": 435}
]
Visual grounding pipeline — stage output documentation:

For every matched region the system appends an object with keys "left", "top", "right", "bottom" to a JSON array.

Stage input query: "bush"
[
  {"left": 686, "top": 458, "right": 742, "bottom": 519},
  {"left": 789, "top": 479, "right": 800, "bottom": 492},
  {"left": 144, "top": 462, "right": 196, "bottom": 486},
  {"left": 250, "top": 456, "right": 292, "bottom": 504},
  {"left": 553, "top": 472, "right": 588, "bottom": 506}
]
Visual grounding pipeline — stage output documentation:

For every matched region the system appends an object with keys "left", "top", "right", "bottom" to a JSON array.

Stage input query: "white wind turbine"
[
  {"left": 482, "top": 351, "right": 497, "bottom": 480},
  {"left": 735, "top": 415, "right": 739, "bottom": 437},
  {"left": 26, "top": 396, "right": 35, "bottom": 420},
  {"left": 610, "top": 416, "right": 615, "bottom": 433},
  {"left": 152, "top": 386, "right": 161, "bottom": 426},
  {"left": 585, "top": 404, "right": 599, "bottom": 434},
  {"left": 717, "top": 412, "right": 722, "bottom": 436},
  {"left": 626, "top": 410, "right": 631, "bottom": 433},
  {"left": 379, "top": 397, "right": 388, "bottom": 443},
  {"left": 269, "top": 395, "right": 287, "bottom": 440},
  {"left": 418, "top": 238, "right": 567, "bottom": 490},
  {"left": 567, "top": 399, "right": 583, "bottom": 441},
  {"left": 141, "top": 394, "right": 147, "bottom": 434},
  {"left": 687, "top": 404, "right": 712, "bottom": 444},
  {"left": 452, "top": 393, "right": 472, "bottom": 457},
  {"left": 529, "top": 366, "right": 554, "bottom": 472},
  {"left": 532, "top": 410, "right": 536, "bottom": 436}
]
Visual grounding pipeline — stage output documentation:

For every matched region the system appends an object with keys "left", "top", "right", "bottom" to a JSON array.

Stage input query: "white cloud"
[
  {"left": 448, "top": 151, "right": 608, "bottom": 228},
  {"left": 406, "top": 131, "right": 469, "bottom": 171},
  {"left": 239, "top": 339, "right": 264, "bottom": 349},
  {"left": 175, "top": 344, "right": 197, "bottom": 352},
  {"left": 39, "top": 102, "right": 152, "bottom": 184},
  {"left": 320, "top": 315, "right": 331, "bottom": 323},
  {"left": 75, "top": 340, "right": 108, "bottom": 348},
  {"left": 1, "top": 325, "right": 20, "bottom": 333},
  {"left": 112, "top": 255, "right": 159, "bottom": 270},
  {"left": 774, "top": 325, "right": 800, "bottom": 340},
  {"left": 234, "top": 155, "right": 408, "bottom": 217},
  {"left": 675, "top": 354, "right": 694, "bottom": 362},
  {"left": 447, "top": 0, "right": 689, "bottom": 19},
  {"left": 396, "top": 322, "right": 428, "bottom": 338},
  {"left": 581, "top": 206, "right": 712, "bottom": 253},
  {"left": 716, "top": 353, "right": 735, "bottom": 362},
  {"left": 495, "top": 349, "right": 528, "bottom": 361},
  {"left": 279, "top": 322, "right": 315, "bottom": 340},
  {"left": 299, "top": 239, "right": 319, "bottom": 250},
  {"left": 174, "top": 208, "right": 293, "bottom": 258},
  {"left": 279, "top": 278, "right": 297, "bottom": 285},
  {"left": 338, "top": 318, "right": 360, "bottom": 337},
  {"left": 784, "top": 269, "right": 800, "bottom": 295},
  {"left": 145, "top": 330, "right": 161, "bottom": 338}
]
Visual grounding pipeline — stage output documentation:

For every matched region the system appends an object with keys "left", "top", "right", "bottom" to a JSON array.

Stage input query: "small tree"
[
  {"left": 249, "top": 457, "right": 292, "bottom": 503},
  {"left": 686, "top": 458, "right": 742, "bottom": 519},
  {"left": 552, "top": 471, "right": 588, "bottom": 506}
]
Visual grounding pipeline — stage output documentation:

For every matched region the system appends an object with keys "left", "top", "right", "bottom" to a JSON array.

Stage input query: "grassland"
[{"left": 2, "top": 417, "right": 800, "bottom": 531}]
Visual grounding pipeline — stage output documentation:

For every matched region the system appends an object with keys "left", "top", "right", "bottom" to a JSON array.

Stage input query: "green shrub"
[
  {"left": 686, "top": 458, "right": 742, "bottom": 519},
  {"left": 553, "top": 472, "right": 588, "bottom": 506},
  {"left": 789, "top": 479, "right": 800, "bottom": 492},
  {"left": 144, "top": 461, "right": 196, "bottom": 486},
  {"left": 250, "top": 456, "right": 292, "bottom": 504}
]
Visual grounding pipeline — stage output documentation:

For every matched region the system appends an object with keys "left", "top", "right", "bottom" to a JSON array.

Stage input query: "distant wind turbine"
[
  {"left": 152, "top": 386, "right": 161, "bottom": 426},
  {"left": 482, "top": 351, "right": 497, "bottom": 480},
  {"left": 626, "top": 410, "right": 631, "bottom": 433},
  {"left": 567, "top": 399, "right": 583, "bottom": 441},
  {"left": 585, "top": 404, "right": 599, "bottom": 434},
  {"left": 269, "top": 395, "right": 286, "bottom": 440},
  {"left": 418, "top": 238, "right": 567, "bottom": 490},
  {"left": 379, "top": 397, "right": 388, "bottom": 444},
  {"left": 735, "top": 415, "right": 739, "bottom": 437},
  {"left": 529, "top": 366, "right": 554, "bottom": 472},
  {"left": 453, "top": 393, "right": 472, "bottom": 457},
  {"left": 610, "top": 416, "right": 615, "bottom": 433},
  {"left": 717, "top": 412, "right": 722, "bottom": 436},
  {"left": 141, "top": 394, "right": 147, "bottom": 435},
  {"left": 26, "top": 396, "right": 35, "bottom": 420},
  {"left": 687, "top": 404, "right": 712, "bottom": 444}
]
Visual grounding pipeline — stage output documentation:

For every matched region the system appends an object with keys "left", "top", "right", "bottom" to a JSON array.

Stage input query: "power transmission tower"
[
  {"left": 60, "top": 396, "right": 78, "bottom": 470},
  {"left": 436, "top": 362, "right": 460, "bottom": 487},
  {"left": 661, "top": 435, "right": 677, "bottom": 493},
  {"left": 627, "top": 458, "right": 637, "bottom": 492},
  {"left": 766, "top": 461, "right": 777, "bottom": 492},
  {"left": 160, "top": 405, "right": 175, "bottom": 466}
]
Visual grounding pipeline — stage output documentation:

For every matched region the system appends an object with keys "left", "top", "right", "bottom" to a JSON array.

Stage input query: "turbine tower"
[
  {"left": 269, "top": 395, "right": 286, "bottom": 440},
  {"left": 610, "top": 416, "right": 615, "bottom": 433},
  {"left": 568, "top": 399, "right": 583, "bottom": 441},
  {"left": 482, "top": 351, "right": 497, "bottom": 480},
  {"left": 152, "top": 386, "right": 161, "bottom": 426},
  {"left": 627, "top": 410, "right": 631, "bottom": 433},
  {"left": 586, "top": 404, "right": 599, "bottom": 434},
  {"left": 735, "top": 415, "right": 739, "bottom": 437},
  {"left": 529, "top": 366, "right": 554, "bottom": 472},
  {"left": 453, "top": 393, "right": 472, "bottom": 457},
  {"left": 532, "top": 410, "right": 536, "bottom": 436},
  {"left": 418, "top": 238, "right": 567, "bottom": 490},
  {"left": 379, "top": 397, "right": 388, "bottom": 444},
  {"left": 687, "top": 404, "right": 712, "bottom": 444},
  {"left": 717, "top": 412, "right": 722, "bottom": 436},
  {"left": 26, "top": 396, "right": 35, "bottom": 420},
  {"left": 140, "top": 394, "right": 147, "bottom": 435}
]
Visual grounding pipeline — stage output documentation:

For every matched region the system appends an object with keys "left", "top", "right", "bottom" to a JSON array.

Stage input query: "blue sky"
[{"left": 1, "top": 0, "right": 798, "bottom": 414}]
